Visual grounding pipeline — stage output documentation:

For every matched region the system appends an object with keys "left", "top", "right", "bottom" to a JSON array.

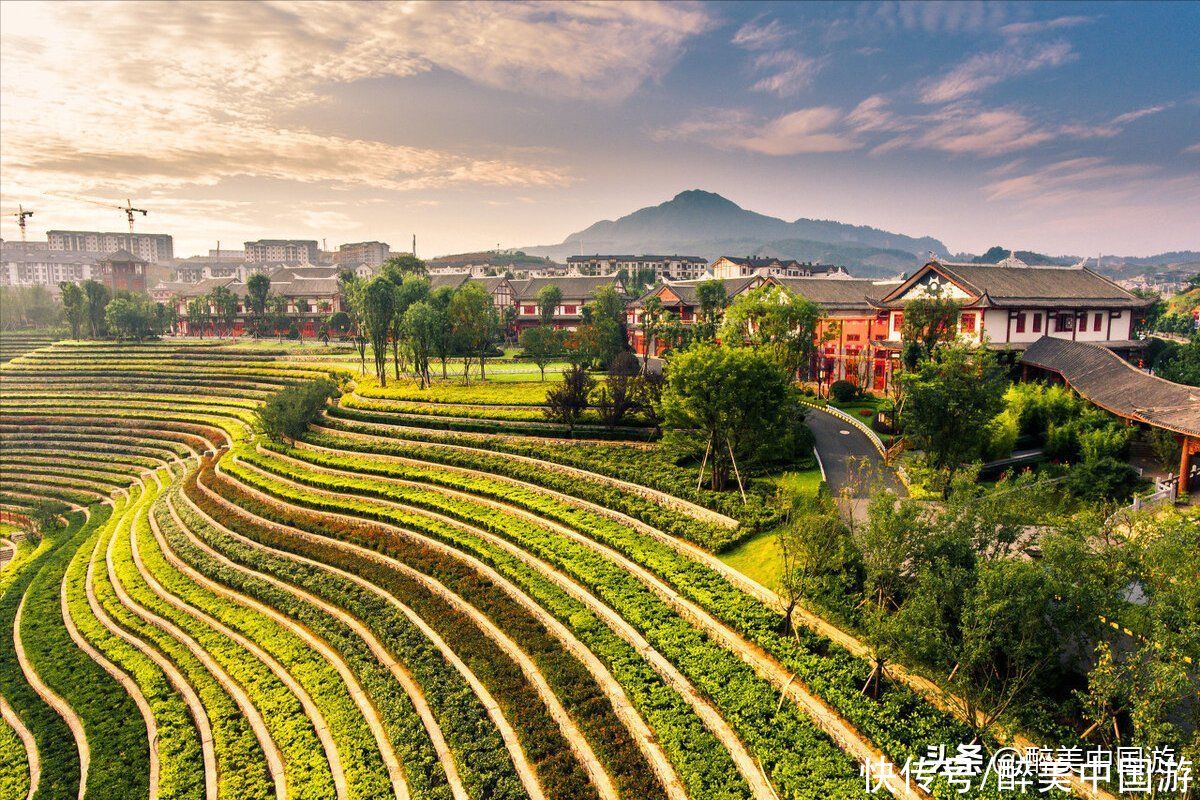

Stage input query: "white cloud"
[
  {"left": 999, "top": 15, "right": 1093, "bottom": 37},
  {"left": 919, "top": 41, "right": 1076, "bottom": 104},
  {"left": 871, "top": 104, "right": 1056, "bottom": 157},
  {"left": 1183, "top": 143, "right": 1200, "bottom": 155},
  {"left": 984, "top": 157, "right": 1154, "bottom": 201},
  {"left": 748, "top": 50, "right": 822, "bottom": 96},
  {"left": 732, "top": 18, "right": 788, "bottom": 49},
  {"left": 0, "top": 1, "right": 712, "bottom": 208},
  {"left": 653, "top": 107, "right": 854, "bottom": 156},
  {"left": 1109, "top": 104, "right": 1172, "bottom": 126}
]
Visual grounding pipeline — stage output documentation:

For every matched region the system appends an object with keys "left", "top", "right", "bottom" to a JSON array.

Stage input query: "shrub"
[
  {"left": 1066, "top": 457, "right": 1140, "bottom": 502},
  {"left": 829, "top": 380, "right": 858, "bottom": 403},
  {"left": 1078, "top": 424, "right": 1132, "bottom": 462},
  {"left": 984, "top": 410, "right": 1019, "bottom": 462},
  {"left": 254, "top": 378, "right": 339, "bottom": 443}
]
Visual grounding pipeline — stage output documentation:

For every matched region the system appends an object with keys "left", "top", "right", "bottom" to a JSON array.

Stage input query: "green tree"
[
  {"left": 208, "top": 285, "right": 238, "bottom": 338},
  {"left": 81, "top": 279, "right": 110, "bottom": 338},
  {"left": 637, "top": 295, "right": 665, "bottom": 370},
  {"left": 901, "top": 344, "right": 1007, "bottom": 498},
  {"left": 153, "top": 301, "right": 177, "bottom": 336},
  {"left": 266, "top": 293, "right": 289, "bottom": 342},
  {"left": 338, "top": 271, "right": 368, "bottom": 374},
  {"left": 777, "top": 493, "right": 852, "bottom": 636},
  {"left": 389, "top": 274, "right": 430, "bottom": 379},
  {"left": 545, "top": 364, "right": 593, "bottom": 434},
  {"left": 360, "top": 276, "right": 396, "bottom": 386},
  {"left": 246, "top": 272, "right": 271, "bottom": 337},
  {"left": 430, "top": 286, "right": 456, "bottom": 380},
  {"left": 381, "top": 254, "right": 428, "bottom": 278},
  {"left": 186, "top": 296, "right": 210, "bottom": 337},
  {"left": 519, "top": 325, "right": 564, "bottom": 381},
  {"left": 449, "top": 282, "right": 497, "bottom": 383},
  {"left": 402, "top": 301, "right": 438, "bottom": 388},
  {"left": 60, "top": 281, "right": 87, "bottom": 339},
  {"left": 695, "top": 279, "right": 727, "bottom": 341},
  {"left": 591, "top": 352, "right": 640, "bottom": 426},
  {"left": 578, "top": 284, "right": 628, "bottom": 368},
  {"left": 661, "top": 344, "right": 806, "bottom": 493},
  {"left": 104, "top": 294, "right": 154, "bottom": 340},
  {"left": 254, "top": 379, "right": 339, "bottom": 443},
  {"left": 720, "top": 283, "right": 822, "bottom": 378},
  {"left": 1154, "top": 333, "right": 1200, "bottom": 386},
  {"left": 536, "top": 284, "right": 563, "bottom": 326},
  {"left": 901, "top": 288, "right": 963, "bottom": 366}
]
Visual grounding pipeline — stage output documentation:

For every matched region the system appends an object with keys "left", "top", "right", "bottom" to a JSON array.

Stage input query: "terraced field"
[{"left": 1, "top": 339, "right": 1058, "bottom": 800}]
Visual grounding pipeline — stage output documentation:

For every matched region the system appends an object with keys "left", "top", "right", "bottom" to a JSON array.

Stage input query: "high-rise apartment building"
[
  {"left": 243, "top": 239, "right": 319, "bottom": 265},
  {"left": 333, "top": 241, "right": 391, "bottom": 267},
  {"left": 47, "top": 230, "right": 174, "bottom": 263}
]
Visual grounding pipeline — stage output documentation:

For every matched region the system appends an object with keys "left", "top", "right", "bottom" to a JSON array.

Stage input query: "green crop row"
[
  {"left": 211, "top": 459, "right": 602, "bottom": 800},
  {"left": 329, "top": 404, "right": 655, "bottom": 443},
  {"left": 219, "top": 452, "right": 864, "bottom": 800},
  {"left": 15, "top": 501, "right": 153, "bottom": 798},
  {"left": 106, "top": 485, "right": 338, "bottom": 800},
  {"left": 176, "top": 464, "right": 665, "bottom": 800},
  {"left": 258, "top": 440, "right": 1005, "bottom": 800},
  {"left": 0, "top": 510, "right": 91, "bottom": 798},
  {"left": 304, "top": 429, "right": 744, "bottom": 552},
  {"left": 354, "top": 377, "right": 555, "bottom": 406},
  {"left": 342, "top": 393, "right": 653, "bottom": 428},
  {"left": 184, "top": 470, "right": 530, "bottom": 800},
  {"left": 134, "top": 489, "right": 394, "bottom": 800},
  {"left": 318, "top": 415, "right": 780, "bottom": 532},
  {"left": 5, "top": 391, "right": 260, "bottom": 410},
  {"left": 190, "top": 465, "right": 748, "bottom": 800},
  {"left": 0, "top": 714, "right": 30, "bottom": 800},
  {"left": 64, "top": 486, "right": 207, "bottom": 800},
  {"left": 86, "top": 495, "right": 275, "bottom": 800},
  {"left": 159, "top": 493, "right": 456, "bottom": 800}
]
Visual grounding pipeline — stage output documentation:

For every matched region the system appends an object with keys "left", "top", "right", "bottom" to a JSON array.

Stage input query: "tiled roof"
[
  {"left": 174, "top": 277, "right": 237, "bottom": 298},
  {"left": 1021, "top": 336, "right": 1200, "bottom": 437},
  {"left": 880, "top": 261, "right": 1148, "bottom": 309},
  {"left": 510, "top": 275, "right": 624, "bottom": 301},
  {"left": 428, "top": 272, "right": 472, "bottom": 291},
  {"left": 98, "top": 248, "right": 147, "bottom": 265},
  {"left": 772, "top": 277, "right": 898, "bottom": 312},
  {"left": 632, "top": 277, "right": 760, "bottom": 308}
]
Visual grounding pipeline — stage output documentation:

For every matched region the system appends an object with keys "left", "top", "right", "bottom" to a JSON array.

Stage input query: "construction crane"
[
  {"left": 9, "top": 205, "right": 34, "bottom": 241},
  {"left": 53, "top": 194, "right": 148, "bottom": 252}
]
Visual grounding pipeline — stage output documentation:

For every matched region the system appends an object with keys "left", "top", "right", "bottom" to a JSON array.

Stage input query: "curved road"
[{"left": 806, "top": 408, "right": 905, "bottom": 519}]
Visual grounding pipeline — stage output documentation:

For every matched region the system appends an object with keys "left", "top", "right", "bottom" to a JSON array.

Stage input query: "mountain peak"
[
  {"left": 524, "top": 190, "right": 948, "bottom": 275},
  {"left": 667, "top": 189, "right": 741, "bottom": 209}
]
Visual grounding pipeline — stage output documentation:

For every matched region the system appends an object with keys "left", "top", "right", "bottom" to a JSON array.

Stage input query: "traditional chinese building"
[{"left": 509, "top": 274, "right": 627, "bottom": 333}]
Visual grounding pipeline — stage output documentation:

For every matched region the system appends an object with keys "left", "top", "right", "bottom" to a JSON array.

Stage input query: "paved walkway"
[{"left": 806, "top": 408, "right": 905, "bottom": 521}]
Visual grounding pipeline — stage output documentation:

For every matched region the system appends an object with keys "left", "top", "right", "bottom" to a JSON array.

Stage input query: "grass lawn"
[{"left": 719, "top": 467, "right": 824, "bottom": 590}]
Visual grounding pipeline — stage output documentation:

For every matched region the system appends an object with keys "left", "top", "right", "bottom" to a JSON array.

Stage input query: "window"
[
  {"left": 563, "top": 304, "right": 578, "bottom": 314},
  {"left": 1015, "top": 312, "right": 1026, "bottom": 333},
  {"left": 961, "top": 314, "right": 976, "bottom": 334},
  {"left": 1094, "top": 312, "right": 1103, "bottom": 332},
  {"left": 522, "top": 304, "right": 536, "bottom": 315},
  {"left": 893, "top": 312, "right": 903, "bottom": 333},
  {"left": 1057, "top": 313, "right": 1074, "bottom": 332},
  {"left": 1032, "top": 313, "right": 1042, "bottom": 333},
  {"left": 845, "top": 333, "right": 861, "bottom": 342}
]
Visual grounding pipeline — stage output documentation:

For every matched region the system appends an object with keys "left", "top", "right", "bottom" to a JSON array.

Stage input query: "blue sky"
[{"left": 1, "top": 1, "right": 1197, "bottom": 258}]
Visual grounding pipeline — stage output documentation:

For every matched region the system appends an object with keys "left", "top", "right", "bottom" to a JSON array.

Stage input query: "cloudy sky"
[{"left": 1, "top": 0, "right": 1197, "bottom": 258}]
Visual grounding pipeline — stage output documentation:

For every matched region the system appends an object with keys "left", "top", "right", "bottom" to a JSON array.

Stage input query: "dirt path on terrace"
[
  {"left": 150, "top": 496, "right": 409, "bottom": 800},
  {"left": 176, "top": 490, "right": 470, "bottom": 800},
  {"left": 126, "top": 503, "right": 348, "bottom": 800},
  {"left": 245, "top": 452, "right": 924, "bottom": 800},
  {"left": 197, "top": 473, "right": 548, "bottom": 800},
  {"left": 219, "top": 461, "right": 780, "bottom": 800}
]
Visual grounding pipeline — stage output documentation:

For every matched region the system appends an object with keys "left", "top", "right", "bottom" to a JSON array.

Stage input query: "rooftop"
[
  {"left": 1021, "top": 336, "right": 1200, "bottom": 438},
  {"left": 879, "top": 260, "right": 1149, "bottom": 309}
]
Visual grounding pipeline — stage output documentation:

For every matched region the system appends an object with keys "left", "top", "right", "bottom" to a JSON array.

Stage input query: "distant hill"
[
  {"left": 970, "top": 245, "right": 1072, "bottom": 266},
  {"left": 523, "top": 190, "right": 947, "bottom": 273}
]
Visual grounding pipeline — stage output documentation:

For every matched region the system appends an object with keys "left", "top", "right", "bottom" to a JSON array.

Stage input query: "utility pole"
[{"left": 412, "top": 234, "right": 416, "bottom": 257}]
